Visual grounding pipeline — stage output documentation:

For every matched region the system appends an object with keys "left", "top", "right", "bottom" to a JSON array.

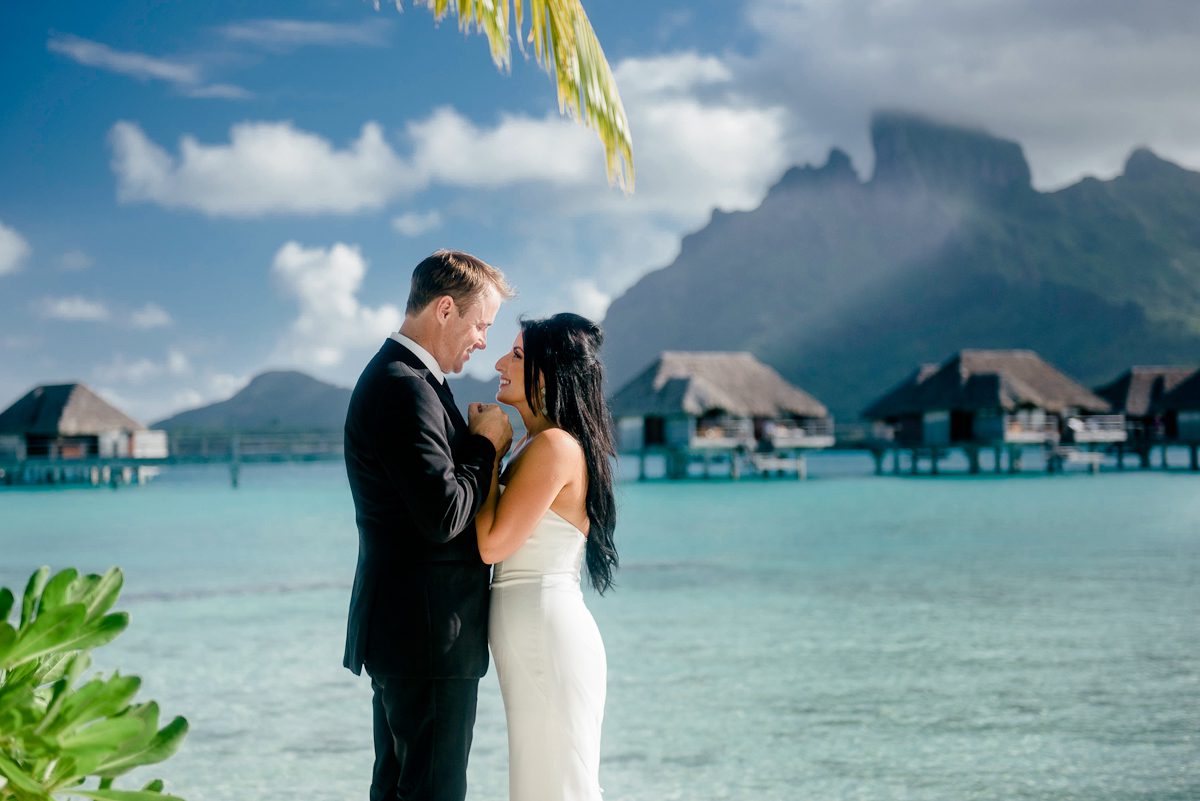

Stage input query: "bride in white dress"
[{"left": 471, "top": 313, "right": 619, "bottom": 801}]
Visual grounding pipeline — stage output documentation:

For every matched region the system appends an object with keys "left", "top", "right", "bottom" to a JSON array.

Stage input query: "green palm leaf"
[
  {"left": 59, "top": 718, "right": 146, "bottom": 754},
  {"left": 20, "top": 567, "right": 51, "bottom": 629},
  {"left": 0, "top": 622, "right": 16, "bottom": 664},
  {"left": 1, "top": 588, "right": 14, "bottom": 623},
  {"left": 94, "top": 717, "right": 188, "bottom": 778},
  {"left": 2, "top": 606, "right": 86, "bottom": 671},
  {"left": 74, "top": 571, "right": 123, "bottom": 624},
  {"left": 398, "top": 0, "right": 634, "bottom": 190},
  {"left": 37, "top": 570, "right": 79, "bottom": 616},
  {"left": 0, "top": 750, "right": 53, "bottom": 801}
]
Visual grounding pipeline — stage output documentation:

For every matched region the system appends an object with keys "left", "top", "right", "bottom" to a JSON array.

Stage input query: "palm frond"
[{"left": 393, "top": 0, "right": 634, "bottom": 191}]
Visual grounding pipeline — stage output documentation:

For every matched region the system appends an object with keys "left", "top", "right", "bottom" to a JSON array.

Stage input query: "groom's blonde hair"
[{"left": 406, "top": 249, "right": 514, "bottom": 315}]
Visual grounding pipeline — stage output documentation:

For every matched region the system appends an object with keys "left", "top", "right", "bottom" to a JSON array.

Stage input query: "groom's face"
[{"left": 439, "top": 286, "right": 502, "bottom": 373}]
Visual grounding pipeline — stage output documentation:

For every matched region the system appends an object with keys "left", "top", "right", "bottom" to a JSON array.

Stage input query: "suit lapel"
[
  {"left": 382, "top": 338, "right": 467, "bottom": 435},
  {"left": 432, "top": 377, "right": 468, "bottom": 433}
]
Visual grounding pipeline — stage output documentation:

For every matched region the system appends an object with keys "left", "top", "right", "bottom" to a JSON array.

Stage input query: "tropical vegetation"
[{"left": 0, "top": 568, "right": 188, "bottom": 801}]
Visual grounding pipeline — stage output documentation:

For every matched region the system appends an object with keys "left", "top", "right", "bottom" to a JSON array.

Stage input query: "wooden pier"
[
  {"left": 0, "top": 432, "right": 344, "bottom": 488},
  {"left": 842, "top": 428, "right": 1198, "bottom": 476}
]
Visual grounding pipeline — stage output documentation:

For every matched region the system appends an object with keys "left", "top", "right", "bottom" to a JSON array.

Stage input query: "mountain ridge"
[
  {"left": 600, "top": 112, "right": 1200, "bottom": 419},
  {"left": 153, "top": 369, "right": 503, "bottom": 431}
]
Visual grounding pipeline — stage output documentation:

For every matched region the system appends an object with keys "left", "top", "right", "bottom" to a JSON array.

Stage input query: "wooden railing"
[
  {"left": 768, "top": 419, "right": 836, "bottom": 447},
  {"left": 167, "top": 432, "right": 343, "bottom": 460},
  {"left": 1065, "top": 414, "right": 1127, "bottom": 443}
]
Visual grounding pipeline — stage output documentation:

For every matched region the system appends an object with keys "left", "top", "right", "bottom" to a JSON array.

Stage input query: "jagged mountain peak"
[
  {"left": 775, "top": 147, "right": 861, "bottom": 191},
  {"left": 869, "top": 111, "right": 1032, "bottom": 194},
  {"left": 1122, "top": 147, "right": 1191, "bottom": 182}
]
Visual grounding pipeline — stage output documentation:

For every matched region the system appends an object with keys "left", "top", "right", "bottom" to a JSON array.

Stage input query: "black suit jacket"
[{"left": 343, "top": 339, "right": 497, "bottom": 678}]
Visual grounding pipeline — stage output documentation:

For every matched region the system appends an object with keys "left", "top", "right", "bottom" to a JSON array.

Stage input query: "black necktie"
[{"left": 434, "top": 377, "right": 467, "bottom": 431}]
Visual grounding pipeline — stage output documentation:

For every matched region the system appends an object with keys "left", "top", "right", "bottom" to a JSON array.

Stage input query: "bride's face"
[{"left": 495, "top": 332, "right": 532, "bottom": 408}]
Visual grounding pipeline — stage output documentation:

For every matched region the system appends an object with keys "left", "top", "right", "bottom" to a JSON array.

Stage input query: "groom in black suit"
[{"left": 344, "top": 250, "right": 514, "bottom": 801}]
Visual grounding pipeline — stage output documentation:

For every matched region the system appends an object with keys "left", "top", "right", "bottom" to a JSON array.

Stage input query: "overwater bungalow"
[
  {"left": 862, "top": 349, "right": 1126, "bottom": 474},
  {"left": 0, "top": 383, "right": 166, "bottom": 484},
  {"left": 1160, "top": 369, "right": 1200, "bottom": 470},
  {"left": 1094, "top": 365, "right": 1196, "bottom": 468},
  {"left": 609, "top": 351, "right": 834, "bottom": 479}
]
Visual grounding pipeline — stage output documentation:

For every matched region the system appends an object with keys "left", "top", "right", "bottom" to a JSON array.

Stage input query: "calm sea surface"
[{"left": 2, "top": 456, "right": 1198, "bottom": 801}]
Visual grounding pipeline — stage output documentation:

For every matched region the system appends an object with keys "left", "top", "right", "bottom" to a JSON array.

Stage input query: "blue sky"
[{"left": 3, "top": 0, "right": 1198, "bottom": 422}]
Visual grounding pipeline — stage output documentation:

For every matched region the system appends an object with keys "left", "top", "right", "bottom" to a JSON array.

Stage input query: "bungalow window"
[
  {"left": 644, "top": 415, "right": 666, "bottom": 446},
  {"left": 950, "top": 411, "right": 974, "bottom": 442}
]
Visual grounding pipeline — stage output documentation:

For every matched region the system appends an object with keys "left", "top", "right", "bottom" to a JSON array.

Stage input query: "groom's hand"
[{"left": 468, "top": 403, "right": 513, "bottom": 456}]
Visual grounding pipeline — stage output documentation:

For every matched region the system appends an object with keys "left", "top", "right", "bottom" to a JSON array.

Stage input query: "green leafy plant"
[{"left": 0, "top": 568, "right": 188, "bottom": 801}]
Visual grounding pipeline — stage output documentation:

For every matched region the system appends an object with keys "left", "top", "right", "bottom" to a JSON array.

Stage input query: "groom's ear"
[{"left": 434, "top": 295, "right": 455, "bottom": 322}]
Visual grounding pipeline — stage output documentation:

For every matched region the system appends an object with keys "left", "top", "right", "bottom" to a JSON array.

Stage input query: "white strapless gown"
[{"left": 489, "top": 493, "right": 606, "bottom": 801}]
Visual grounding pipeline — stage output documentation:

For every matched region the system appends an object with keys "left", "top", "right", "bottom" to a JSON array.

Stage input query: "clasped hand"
[{"left": 468, "top": 403, "right": 513, "bottom": 457}]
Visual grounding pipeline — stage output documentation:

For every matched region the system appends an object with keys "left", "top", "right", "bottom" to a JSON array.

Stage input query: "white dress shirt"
[{"left": 389, "top": 332, "right": 445, "bottom": 385}]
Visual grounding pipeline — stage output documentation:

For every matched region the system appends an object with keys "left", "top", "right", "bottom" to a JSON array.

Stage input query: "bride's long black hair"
[{"left": 521, "top": 313, "right": 618, "bottom": 594}]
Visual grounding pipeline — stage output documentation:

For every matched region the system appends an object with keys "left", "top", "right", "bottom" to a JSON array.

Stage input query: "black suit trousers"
[{"left": 370, "top": 673, "right": 480, "bottom": 801}]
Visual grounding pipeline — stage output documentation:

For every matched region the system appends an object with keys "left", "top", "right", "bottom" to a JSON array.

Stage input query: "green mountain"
[
  {"left": 601, "top": 112, "right": 1200, "bottom": 419},
  {"left": 153, "top": 369, "right": 502, "bottom": 431},
  {"left": 153, "top": 370, "right": 352, "bottom": 431}
]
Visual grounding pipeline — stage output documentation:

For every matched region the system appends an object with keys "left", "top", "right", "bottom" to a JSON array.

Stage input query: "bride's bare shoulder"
[
  {"left": 518, "top": 428, "right": 584, "bottom": 472},
  {"left": 506, "top": 429, "right": 580, "bottom": 479},
  {"left": 535, "top": 428, "right": 584, "bottom": 456}
]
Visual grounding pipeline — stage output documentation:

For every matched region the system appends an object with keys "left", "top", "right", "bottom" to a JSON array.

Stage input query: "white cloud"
[
  {"left": 271, "top": 241, "right": 403, "bottom": 369},
  {"left": 48, "top": 33, "right": 198, "bottom": 83},
  {"left": 615, "top": 51, "right": 733, "bottom": 95},
  {"left": 38, "top": 296, "right": 111, "bottom": 322},
  {"left": 166, "top": 349, "right": 190, "bottom": 374},
  {"left": 408, "top": 107, "right": 597, "bottom": 188},
  {"left": 98, "top": 49, "right": 786, "bottom": 323},
  {"left": 603, "top": 52, "right": 789, "bottom": 220},
  {"left": 105, "top": 49, "right": 785, "bottom": 224},
  {"left": 740, "top": 0, "right": 1200, "bottom": 188},
  {"left": 47, "top": 33, "right": 250, "bottom": 101},
  {"left": 59, "top": 249, "right": 93, "bottom": 271},
  {"left": 110, "top": 120, "right": 419, "bottom": 216},
  {"left": 182, "top": 83, "right": 254, "bottom": 100},
  {"left": 220, "top": 18, "right": 391, "bottom": 49},
  {"left": 94, "top": 356, "right": 161, "bottom": 385},
  {"left": 93, "top": 348, "right": 191, "bottom": 391},
  {"left": 406, "top": 53, "right": 789, "bottom": 223},
  {"left": 0, "top": 221, "right": 31, "bottom": 276},
  {"left": 391, "top": 210, "right": 443, "bottom": 237},
  {"left": 80, "top": 356, "right": 244, "bottom": 423},
  {"left": 171, "top": 388, "right": 205, "bottom": 410},
  {"left": 130, "top": 303, "right": 173, "bottom": 329},
  {"left": 566, "top": 279, "right": 612, "bottom": 322},
  {"left": 208, "top": 372, "right": 248, "bottom": 400}
]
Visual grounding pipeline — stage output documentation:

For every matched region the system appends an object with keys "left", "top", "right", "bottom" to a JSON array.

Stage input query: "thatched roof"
[
  {"left": 0, "top": 383, "right": 144, "bottom": 436},
  {"left": 1161, "top": 369, "right": 1200, "bottom": 411},
  {"left": 609, "top": 352, "right": 829, "bottom": 419},
  {"left": 1094, "top": 366, "right": 1197, "bottom": 417},
  {"left": 862, "top": 350, "right": 1110, "bottom": 419}
]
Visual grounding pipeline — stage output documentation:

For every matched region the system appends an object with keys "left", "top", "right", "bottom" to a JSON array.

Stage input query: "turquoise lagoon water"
[{"left": 1, "top": 456, "right": 1198, "bottom": 801}]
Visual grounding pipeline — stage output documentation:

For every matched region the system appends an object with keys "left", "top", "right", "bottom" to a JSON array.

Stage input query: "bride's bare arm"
[
  {"left": 475, "top": 429, "right": 581, "bottom": 565},
  {"left": 473, "top": 449, "right": 505, "bottom": 553}
]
